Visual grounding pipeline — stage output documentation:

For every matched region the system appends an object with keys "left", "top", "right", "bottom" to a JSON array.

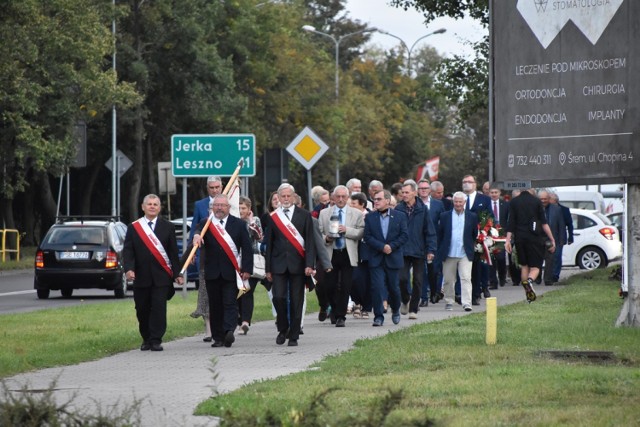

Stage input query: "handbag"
[{"left": 252, "top": 253, "right": 266, "bottom": 279}]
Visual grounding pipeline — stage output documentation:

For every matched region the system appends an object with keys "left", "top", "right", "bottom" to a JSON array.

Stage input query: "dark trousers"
[
  {"left": 508, "top": 252, "right": 521, "bottom": 284},
  {"left": 272, "top": 272, "right": 305, "bottom": 340},
  {"left": 472, "top": 258, "right": 489, "bottom": 299},
  {"left": 237, "top": 278, "right": 259, "bottom": 325},
  {"left": 133, "top": 285, "right": 168, "bottom": 345},
  {"left": 490, "top": 249, "right": 507, "bottom": 286},
  {"left": 351, "top": 261, "right": 372, "bottom": 312},
  {"left": 206, "top": 277, "right": 238, "bottom": 343},
  {"left": 370, "top": 265, "right": 400, "bottom": 324},
  {"left": 314, "top": 267, "right": 331, "bottom": 312},
  {"left": 543, "top": 250, "right": 555, "bottom": 285},
  {"left": 325, "top": 249, "right": 353, "bottom": 320},
  {"left": 399, "top": 256, "right": 424, "bottom": 313}
]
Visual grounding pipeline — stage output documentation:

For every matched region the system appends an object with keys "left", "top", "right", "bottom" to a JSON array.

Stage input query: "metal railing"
[{"left": 0, "top": 229, "right": 20, "bottom": 262}]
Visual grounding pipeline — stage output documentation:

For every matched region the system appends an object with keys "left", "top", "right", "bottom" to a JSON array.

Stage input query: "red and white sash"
[
  {"left": 206, "top": 214, "right": 248, "bottom": 291},
  {"left": 270, "top": 208, "right": 305, "bottom": 258},
  {"left": 133, "top": 218, "right": 173, "bottom": 278}
]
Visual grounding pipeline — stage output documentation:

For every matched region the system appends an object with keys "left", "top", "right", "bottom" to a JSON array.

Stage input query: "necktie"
[
  {"left": 466, "top": 196, "right": 470, "bottom": 211},
  {"left": 335, "top": 209, "right": 345, "bottom": 249},
  {"left": 148, "top": 221, "right": 154, "bottom": 231},
  {"left": 283, "top": 208, "right": 290, "bottom": 219},
  {"left": 220, "top": 219, "right": 224, "bottom": 226},
  {"left": 493, "top": 202, "right": 498, "bottom": 221}
]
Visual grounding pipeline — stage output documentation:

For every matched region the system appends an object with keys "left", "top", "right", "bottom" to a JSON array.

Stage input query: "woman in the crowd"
[{"left": 237, "top": 196, "right": 263, "bottom": 334}]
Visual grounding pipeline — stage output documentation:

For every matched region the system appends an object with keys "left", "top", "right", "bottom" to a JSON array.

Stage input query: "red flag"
[{"left": 426, "top": 156, "right": 440, "bottom": 180}]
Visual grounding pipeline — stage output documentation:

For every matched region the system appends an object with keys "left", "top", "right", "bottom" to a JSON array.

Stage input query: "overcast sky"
[{"left": 344, "top": 0, "right": 486, "bottom": 58}]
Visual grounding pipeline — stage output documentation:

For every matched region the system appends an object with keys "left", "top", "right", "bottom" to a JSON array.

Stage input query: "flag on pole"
[
  {"left": 228, "top": 178, "right": 241, "bottom": 218},
  {"left": 415, "top": 156, "right": 440, "bottom": 182}
]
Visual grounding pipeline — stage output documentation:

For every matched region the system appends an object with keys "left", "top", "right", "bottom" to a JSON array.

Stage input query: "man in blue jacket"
[
  {"left": 364, "top": 189, "right": 408, "bottom": 326},
  {"left": 437, "top": 192, "right": 479, "bottom": 312},
  {"left": 395, "top": 180, "right": 436, "bottom": 319}
]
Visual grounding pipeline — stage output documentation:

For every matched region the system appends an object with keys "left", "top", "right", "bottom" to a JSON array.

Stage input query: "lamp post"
[
  {"left": 378, "top": 28, "right": 446, "bottom": 76},
  {"left": 302, "top": 25, "right": 377, "bottom": 185}
]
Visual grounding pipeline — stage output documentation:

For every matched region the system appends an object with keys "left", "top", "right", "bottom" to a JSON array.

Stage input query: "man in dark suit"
[
  {"left": 364, "top": 189, "right": 409, "bottom": 326},
  {"left": 124, "top": 194, "right": 183, "bottom": 352},
  {"left": 431, "top": 180, "right": 453, "bottom": 211},
  {"left": 189, "top": 176, "right": 222, "bottom": 240},
  {"left": 488, "top": 185, "right": 509, "bottom": 288},
  {"left": 437, "top": 192, "right": 479, "bottom": 312},
  {"left": 550, "top": 192, "right": 574, "bottom": 283},
  {"left": 192, "top": 195, "right": 253, "bottom": 348},
  {"left": 265, "top": 183, "right": 315, "bottom": 346},
  {"left": 539, "top": 190, "right": 565, "bottom": 286},
  {"left": 462, "top": 174, "right": 493, "bottom": 305},
  {"left": 417, "top": 179, "right": 445, "bottom": 305}
]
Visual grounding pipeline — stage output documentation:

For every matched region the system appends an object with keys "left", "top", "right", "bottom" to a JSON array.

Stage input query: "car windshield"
[{"left": 45, "top": 227, "right": 105, "bottom": 245}]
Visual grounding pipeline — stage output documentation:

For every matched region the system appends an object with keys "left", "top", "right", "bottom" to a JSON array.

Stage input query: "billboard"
[{"left": 492, "top": 0, "right": 640, "bottom": 186}]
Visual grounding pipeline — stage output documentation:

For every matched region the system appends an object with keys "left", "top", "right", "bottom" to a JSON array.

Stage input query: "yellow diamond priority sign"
[{"left": 286, "top": 126, "right": 329, "bottom": 170}]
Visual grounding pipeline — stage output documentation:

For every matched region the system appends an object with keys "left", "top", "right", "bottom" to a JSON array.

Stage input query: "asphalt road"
[{"left": 0, "top": 269, "right": 196, "bottom": 315}]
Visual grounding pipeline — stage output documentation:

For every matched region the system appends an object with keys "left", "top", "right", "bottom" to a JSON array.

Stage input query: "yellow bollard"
[{"left": 486, "top": 297, "right": 497, "bottom": 345}]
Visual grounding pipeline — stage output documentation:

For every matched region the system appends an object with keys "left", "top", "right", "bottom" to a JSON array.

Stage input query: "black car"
[{"left": 34, "top": 217, "right": 128, "bottom": 299}]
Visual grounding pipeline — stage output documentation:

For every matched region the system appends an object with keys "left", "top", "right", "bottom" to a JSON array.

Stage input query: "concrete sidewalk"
[{"left": 5, "top": 284, "right": 552, "bottom": 426}]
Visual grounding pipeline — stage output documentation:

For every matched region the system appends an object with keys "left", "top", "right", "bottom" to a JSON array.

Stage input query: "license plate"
[{"left": 60, "top": 251, "right": 90, "bottom": 260}]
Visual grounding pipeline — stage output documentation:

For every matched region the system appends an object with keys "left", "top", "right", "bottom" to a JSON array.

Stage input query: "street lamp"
[
  {"left": 302, "top": 25, "right": 377, "bottom": 185},
  {"left": 378, "top": 28, "right": 446, "bottom": 76}
]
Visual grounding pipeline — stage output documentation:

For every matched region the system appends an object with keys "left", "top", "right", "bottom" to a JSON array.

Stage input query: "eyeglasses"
[
  {"left": 418, "top": 187, "right": 429, "bottom": 190},
  {"left": 373, "top": 197, "right": 385, "bottom": 201},
  {"left": 462, "top": 180, "right": 475, "bottom": 184}
]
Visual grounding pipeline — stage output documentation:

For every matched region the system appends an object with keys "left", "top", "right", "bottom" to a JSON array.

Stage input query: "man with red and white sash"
[
  {"left": 192, "top": 194, "right": 253, "bottom": 348},
  {"left": 265, "top": 183, "right": 315, "bottom": 347},
  {"left": 124, "top": 194, "right": 183, "bottom": 352}
]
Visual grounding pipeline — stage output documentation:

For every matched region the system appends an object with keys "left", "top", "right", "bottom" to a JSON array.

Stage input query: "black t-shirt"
[{"left": 507, "top": 191, "right": 547, "bottom": 241}]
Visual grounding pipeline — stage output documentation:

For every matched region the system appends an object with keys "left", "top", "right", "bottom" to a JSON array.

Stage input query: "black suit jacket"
[
  {"left": 123, "top": 218, "right": 181, "bottom": 288},
  {"left": 196, "top": 215, "right": 253, "bottom": 281},
  {"left": 490, "top": 199, "right": 509, "bottom": 227},
  {"left": 265, "top": 206, "right": 315, "bottom": 275}
]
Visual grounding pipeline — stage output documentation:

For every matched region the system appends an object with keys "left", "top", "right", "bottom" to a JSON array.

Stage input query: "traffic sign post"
[
  {"left": 171, "top": 134, "right": 256, "bottom": 177},
  {"left": 287, "top": 127, "right": 329, "bottom": 208}
]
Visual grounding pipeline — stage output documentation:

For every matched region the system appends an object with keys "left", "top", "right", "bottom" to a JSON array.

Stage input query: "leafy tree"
[{"left": 0, "top": 0, "right": 139, "bottom": 243}]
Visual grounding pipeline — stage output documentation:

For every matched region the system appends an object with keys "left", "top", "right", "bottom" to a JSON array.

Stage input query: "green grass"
[
  {"left": 197, "top": 270, "right": 640, "bottom": 426},
  {"left": 0, "top": 284, "right": 310, "bottom": 378},
  {"left": 0, "top": 246, "right": 36, "bottom": 271}
]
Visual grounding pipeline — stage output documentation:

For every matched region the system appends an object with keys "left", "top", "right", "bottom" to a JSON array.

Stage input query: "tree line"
[{"left": 1, "top": 0, "right": 489, "bottom": 245}]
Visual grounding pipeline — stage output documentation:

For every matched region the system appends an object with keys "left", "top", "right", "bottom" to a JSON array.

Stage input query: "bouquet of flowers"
[{"left": 475, "top": 211, "right": 505, "bottom": 265}]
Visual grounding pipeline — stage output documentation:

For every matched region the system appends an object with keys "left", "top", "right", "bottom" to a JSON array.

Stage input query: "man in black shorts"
[{"left": 504, "top": 189, "right": 556, "bottom": 302}]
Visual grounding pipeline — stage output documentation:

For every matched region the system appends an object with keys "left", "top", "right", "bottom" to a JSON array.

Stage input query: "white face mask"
[{"left": 462, "top": 183, "right": 473, "bottom": 192}]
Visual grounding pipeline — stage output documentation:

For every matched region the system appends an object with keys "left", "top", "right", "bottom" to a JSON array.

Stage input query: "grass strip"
[
  {"left": 0, "top": 285, "right": 311, "bottom": 378},
  {"left": 196, "top": 269, "right": 640, "bottom": 426}
]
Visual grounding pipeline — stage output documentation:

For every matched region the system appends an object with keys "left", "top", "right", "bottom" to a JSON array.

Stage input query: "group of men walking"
[{"left": 122, "top": 175, "right": 571, "bottom": 350}]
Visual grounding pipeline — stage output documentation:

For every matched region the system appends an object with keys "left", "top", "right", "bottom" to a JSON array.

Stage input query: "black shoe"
[
  {"left": 455, "top": 295, "right": 462, "bottom": 305},
  {"left": 535, "top": 276, "right": 542, "bottom": 285},
  {"left": 288, "top": 339, "right": 298, "bottom": 346},
  {"left": 276, "top": 332, "right": 286, "bottom": 345},
  {"left": 224, "top": 330, "right": 235, "bottom": 348},
  {"left": 318, "top": 311, "right": 327, "bottom": 322},
  {"left": 335, "top": 318, "right": 346, "bottom": 327},
  {"left": 488, "top": 285, "right": 498, "bottom": 290},
  {"left": 330, "top": 313, "right": 337, "bottom": 325},
  {"left": 150, "top": 343, "right": 163, "bottom": 352},
  {"left": 140, "top": 342, "right": 151, "bottom": 351},
  {"left": 300, "top": 328, "right": 304, "bottom": 335},
  {"left": 472, "top": 298, "right": 480, "bottom": 306},
  {"left": 483, "top": 289, "right": 491, "bottom": 298},
  {"left": 436, "top": 291, "right": 444, "bottom": 303},
  {"left": 211, "top": 341, "right": 224, "bottom": 347},
  {"left": 419, "top": 300, "right": 429, "bottom": 307},
  {"left": 500, "top": 280, "right": 506, "bottom": 287},
  {"left": 203, "top": 336, "right": 212, "bottom": 342}
]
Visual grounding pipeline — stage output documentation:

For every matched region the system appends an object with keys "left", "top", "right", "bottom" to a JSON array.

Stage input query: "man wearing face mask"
[{"left": 461, "top": 175, "right": 493, "bottom": 306}]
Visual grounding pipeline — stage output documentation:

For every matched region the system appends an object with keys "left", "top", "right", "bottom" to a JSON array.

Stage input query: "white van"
[{"left": 554, "top": 190, "right": 605, "bottom": 213}]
